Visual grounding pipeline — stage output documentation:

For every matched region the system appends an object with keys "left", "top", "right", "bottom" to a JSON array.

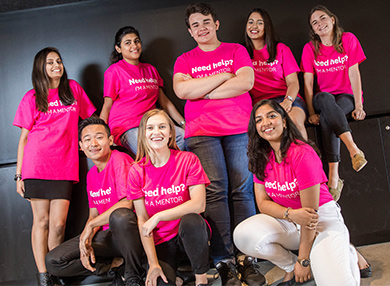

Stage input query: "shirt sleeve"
[
  {"left": 104, "top": 65, "right": 120, "bottom": 101},
  {"left": 300, "top": 43, "right": 315, "bottom": 74},
  {"left": 290, "top": 144, "right": 327, "bottom": 190},
  {"left": 71, "top": 80, "right": 96, "bottom": 119},
  {"left": 233, "top": 44, "right": 253, "bottom": 73},
  {"left": 344, "top": 32, "right": 366, "bottom": 67},
  {"left": 173, "top": 53, "right": 191, "bottom": 75},
  {"left": 86, "top": 170, "right": 97, "bottom": 209},
  {"left": 127, "top": 164, "right": 145, "bottom": 200},
  {"left": 185, "top": 153, "right": 210, "bottom": 187},
  {"left": 13, "top": 91, "right": 36, "bottom": 131},
  {"left": 279, "top": 43, "right": 300, "bottom": 78},
  {"left": 151, "top": 65, "right": 164, "bottom": 88},
  {"left": 253, "top": 174, "right": 264, "bottom": 185},
  {"left": 114, "top": 154, "right": 134, "bottom": 201}
]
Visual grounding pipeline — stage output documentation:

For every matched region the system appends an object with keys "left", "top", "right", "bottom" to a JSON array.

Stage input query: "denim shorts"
[{"left": 273, "top": 95, "right": 308, "bottom": 115}]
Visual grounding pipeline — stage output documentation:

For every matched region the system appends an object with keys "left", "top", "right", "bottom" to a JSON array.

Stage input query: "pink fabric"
[
  {"left": 87, "top": 150, "right": 134, "bottom": 231},
  {"left": 250, "top": 43, "right": 302, "bottom": 104},
  {"left": 253, "top": 142, "right": 333, "bottom": 209},
  {"left": 173, "top": 42, "right": 253, "bottom": 138},
  {"left": 300, "top": 32, "right": 366, "bottom": 96},
  {"left": 104, "top": 60, "right": 164, "bottom": 145},
  {"left": 127, "top": 149, "right": 210, "bottom": 245},
  {"left": 13, "top": 80, "right": 96, "bottom": 181}
]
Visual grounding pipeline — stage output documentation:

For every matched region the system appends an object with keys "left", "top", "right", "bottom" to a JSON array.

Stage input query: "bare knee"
[
  {"left": 50, "top": 222, "right": 66, "bottom": 239},
  {"left": 33, "top": 215, "right": 50, "bottom": 232}
]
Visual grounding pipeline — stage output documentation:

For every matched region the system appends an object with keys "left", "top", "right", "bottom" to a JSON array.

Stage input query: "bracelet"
[
  {"left": 14, "top": 174, "right": 22, "bottom": 182},
  {"left": 179, "top": 120, "right": 186, "bottom": 127},
  {"left": 204, "top": 93, "right": 210, "bottom": 100},
  {"left": 285, "top": 95, "right": 294, "bottom": 102},
  {"left": 283, "top": 207, "right": 292, "bottom": 222}
]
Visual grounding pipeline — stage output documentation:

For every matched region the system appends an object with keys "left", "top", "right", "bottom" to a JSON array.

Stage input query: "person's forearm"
[
  {"left": 298, "top": 227, "right": 316, "bottom": 259},
  {"left": 16, "top": 129, "right": 29, "bottom": 175},
  {"left": 208, "top": 67, "right": 254, "bottom": 100},
  {"left": 99, "top": 97, "right": 113, "bottom": 123},
  {"left": 258, "top": 200, "right": 291, "bottom": 221},
  {"left": 158, "top": 90, "right": 185, "bottom": 125},
  {"left": 303, "top": 73, "right": 315, "bottom": 115},
  {"left": 349, "top": 65, "right": 363, "bottom": 109},
  {"left": 285, "top": 74, "right": 300, "bottom": 101},
  {"left": 174, "top": 72, "right": 233, "bottom": 100}
]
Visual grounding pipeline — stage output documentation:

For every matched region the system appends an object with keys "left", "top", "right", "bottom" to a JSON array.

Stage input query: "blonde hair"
[
  {"left": 135, "top": 109, "right": 180, "bottom": 164},
  {"left": 308, "top": 5, "right": 344, "bottom": 57}
]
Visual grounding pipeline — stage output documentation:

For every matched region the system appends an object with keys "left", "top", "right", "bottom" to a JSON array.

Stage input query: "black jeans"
[
  {"left": 45, "top": 208, "right": 144, "bottom": 281},
  {"left": 155, "top": 213, "right": 210, "bottom": 286},
  {"left": 313, "top": 92, "right": 355, "bottom": 162}
]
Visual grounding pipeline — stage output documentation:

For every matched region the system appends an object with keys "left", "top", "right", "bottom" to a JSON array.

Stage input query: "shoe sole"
[{"left": 354, "top": 160, "right": 368, "bottom": 172}]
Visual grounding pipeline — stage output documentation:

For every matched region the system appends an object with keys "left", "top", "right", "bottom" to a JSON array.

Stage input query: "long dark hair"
[
  {"left": 110, "top": 26, "right": 141, "bottom": 64},
  {"left": 308, "top": 5, "right": 344, "bottom": 57},
  {"left": 244, "top": 8, "right": 279, "bottom": 62},
  {"left": 32, "top": 47, "right": 74, "bottom": 113},
  {"left": 248, "top": 100, "right": 317, "bottom": 180}
]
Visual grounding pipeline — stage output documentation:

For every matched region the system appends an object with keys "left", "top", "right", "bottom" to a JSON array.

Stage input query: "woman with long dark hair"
[
  {"left": 13, "top": 47, "right": 96, "bottom": 285},
  {"left": 244, "top": 8, "right": 307, "bottom": 139},
  {"left": 128, "top": 109, "right": 210, "bottom": 286},
  {"left": 301, "top": 5, "right": 367, "bottom": 200},
  {"left": 233, "top": 100, "right": 360, "bottom": 286},
  {"left": 100, "top": 26, "right": 185, "bottom": 155}
]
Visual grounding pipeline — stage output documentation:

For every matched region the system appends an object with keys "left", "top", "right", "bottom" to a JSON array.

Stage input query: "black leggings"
[
  {"left": 313, "top": 92, "right": 355, "bottom": 162},
  {"left": 155, "top": 213, "right": 210, "bottom": 286},
  {"left": 45, "top": 208, "right": 144, "bottom": 280}
]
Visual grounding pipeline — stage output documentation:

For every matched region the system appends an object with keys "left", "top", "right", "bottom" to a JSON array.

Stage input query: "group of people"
[{"left": 13, "top": 2, "right": 370, "bottom": 286}]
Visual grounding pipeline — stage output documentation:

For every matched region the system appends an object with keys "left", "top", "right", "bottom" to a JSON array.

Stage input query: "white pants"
[{"left": 233, "top": 201, "right": 360, "bottom": 286}]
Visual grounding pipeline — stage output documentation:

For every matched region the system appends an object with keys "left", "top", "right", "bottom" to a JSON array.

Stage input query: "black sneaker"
[
  {"left": 125, "top": 277, "right": 145, "bottom": 286},
  {"left": 108, "top": 265, "right": 125, "bottom": 286},
  {"left": 238, "top": 256, "right": 267, "bottom": 286},
  {"left": 215, "top": 261, "right": 242, "bottom": 286}
]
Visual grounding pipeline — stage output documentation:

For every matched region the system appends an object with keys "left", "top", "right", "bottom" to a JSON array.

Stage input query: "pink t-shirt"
[
  {"left": 127, "top": 149, "right": 210, "bottom": 245},
  {"left": 254, "top": 142, "right": 333, "bottom": 209},
  {"left": 104, "top": 60, "right": 164, "bottom": 145},
  {"left": 13, "top": 80, "right": 96, "bottom": 181},
  {"left": 87, "top": 150, "right": 134, "bottom": 231},
  {"left": 250, "top": 43, "right": 302, "bottom": 104},
  {"left": 174, "top": 42, "right": 253, "bottom": 138},
  {"left": 300, "top": 32, "right": 366, "bottom": 96}
]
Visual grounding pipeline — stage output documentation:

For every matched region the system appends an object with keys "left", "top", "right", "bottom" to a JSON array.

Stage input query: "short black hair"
[
  {"left": 185, "top": 2, "right": 218, "bottom": 28},
  {"left": 78, "top": 117, "right": 111, "bottom": 141}
]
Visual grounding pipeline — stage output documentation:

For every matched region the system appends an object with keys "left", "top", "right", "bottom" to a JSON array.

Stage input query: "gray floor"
[
  {"left": 0, "top": 243, "right": 387, "bottom": 285},
  {"left": 92, "top": 242, "right": 388, "bottom": 286}
]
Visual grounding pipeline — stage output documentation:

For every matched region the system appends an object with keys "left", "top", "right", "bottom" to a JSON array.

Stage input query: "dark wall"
[
  {"left": 1, "top": 0, "right": 390, "bottom": 283},
  {"left": 1, "top": 0, "right": 389, "bottom": 164}
]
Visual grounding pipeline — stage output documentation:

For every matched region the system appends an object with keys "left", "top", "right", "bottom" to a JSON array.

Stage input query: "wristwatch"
[
  {"left": 297, "top": 258, "right": 311, "bottom": 267},
  {"left": 14, "top": 174, "right": 22, "bottom": 181},
  {"left": 285, "top": 95, "right": 294, "bottom": 102}
]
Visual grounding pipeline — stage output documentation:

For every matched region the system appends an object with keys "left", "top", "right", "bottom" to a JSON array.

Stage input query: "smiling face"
[
  {"left": 310, "top": 10, "right": 335, "bottom": 38},
  {"left": 45, "top": 52, "right": 63, "bottom": 83},
  {"left": 145, "top": 114, "right": 172, "bottom": 152},
  {"left": 188, "top": 12, "right": 219, "bottom": 46},
  {"left": 115, "top": 33, "right": 142, "bottom": 65},
  {"left": 246, "top": 12, "right": 265, "bottom": 41},
  {"left": 79, "top": 124, "right": 113, "bottom": 164},
  {"left": 255, "top": 104, "right": 286, "bottom": 145}
]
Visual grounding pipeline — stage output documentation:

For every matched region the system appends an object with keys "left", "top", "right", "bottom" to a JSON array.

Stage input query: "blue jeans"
[
  {"left": 185, "top": 133, "right": 256, "bottom": 263},
  {"left": 313, "top": 92, "right": 355, "bottom": 162},
  {"left": 121, "top": 126, "right": 186, "bottom": 155}
]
